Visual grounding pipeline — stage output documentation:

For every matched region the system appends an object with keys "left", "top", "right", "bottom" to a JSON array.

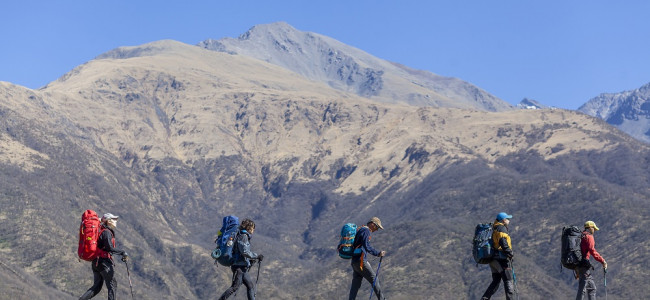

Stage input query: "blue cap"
[{"left": 496, "top": 212, "right": 513, "bottom": 221}]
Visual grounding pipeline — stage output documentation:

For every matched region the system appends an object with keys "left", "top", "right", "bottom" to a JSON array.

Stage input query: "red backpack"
[{"left": 78, "top": 210, "right": 103, "bottom": 261}]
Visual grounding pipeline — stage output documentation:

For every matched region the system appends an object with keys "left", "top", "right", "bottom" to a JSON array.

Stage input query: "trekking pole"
[
  {"left": 254, "top": 259, "right": 262, "bottom": 297},
  {"left": 603, "top": 268, "right": 607, "bottom": 300},
  {"left": 124, "top": 260, "right": 135, "bottom": 300},
  {"left": 511, "top": 259, "right": 519, "bottom": 300},
  {"left": 369, "top": 256, "right": 383, "bottom": 300}
]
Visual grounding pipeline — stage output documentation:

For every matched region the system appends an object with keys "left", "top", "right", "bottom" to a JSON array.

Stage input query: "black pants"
[
  {"left": 349, "top": 260, "right": 384, "bottom": 300},
  {"left": 79, "top": 258, "right": 117, "bottom": 300},
  {"left": 481, "top": 259, "right": 514, "bottom": 300},
  {"left": 219, "top": 265, "right": 255, "bottom": 300}
]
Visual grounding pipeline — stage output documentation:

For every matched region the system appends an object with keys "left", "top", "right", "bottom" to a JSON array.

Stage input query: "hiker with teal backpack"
[
  {"left": 78, "top": 212, "right": 129, "bottom": 300},
  {"left": 576, "top": 221, "right": 607, "bottom": 300},
  {"left": 348, "top": 217, "right": 386, "bottom": 300},
  {"left": 217, "top": 218, "right": 263, "bottom": 300},
  {"left": 481, "top": 212, "right": 515, "bottom": 300}
]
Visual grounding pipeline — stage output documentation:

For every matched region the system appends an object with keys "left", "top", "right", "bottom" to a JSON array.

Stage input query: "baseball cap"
[
  {"left": 584, "top": 220, "right": 599, "bottom": 231},
  {"left": 102, "top": 213, "right": 120, "bottom": 222},
  {"left": 369, "top": 217, "right": 384, "bottom": 230},
  {"left": 496, "top": 212, "right": 513, "bottom": 221}
]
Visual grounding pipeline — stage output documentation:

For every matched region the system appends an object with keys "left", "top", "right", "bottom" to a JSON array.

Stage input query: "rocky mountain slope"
[
  {"left": 0, "top": 39, "right": 649, "bottom": 299},
  {"left": 579, "top": 82, "right": 650, "bottom": 143},
  {"left": 198, "top": 22, "right": 513, "bottom": 112}
]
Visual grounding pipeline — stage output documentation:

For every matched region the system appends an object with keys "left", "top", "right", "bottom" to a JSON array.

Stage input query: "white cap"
[{"left": 101, "top": 213, "right": 119, "bottom": 222}]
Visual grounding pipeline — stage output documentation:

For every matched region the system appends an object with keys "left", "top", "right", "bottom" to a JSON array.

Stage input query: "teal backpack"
[{"left": 338, "top": 223, "right": 361, "bottom": 259}]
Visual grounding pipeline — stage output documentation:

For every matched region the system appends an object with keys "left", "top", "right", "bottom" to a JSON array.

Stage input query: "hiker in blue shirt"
[
  {"left": 349, "top": 217, "right": 386, "bottom": 300},
  {"left": 218, "top": 218, "right": 263, "bottom": 300}
]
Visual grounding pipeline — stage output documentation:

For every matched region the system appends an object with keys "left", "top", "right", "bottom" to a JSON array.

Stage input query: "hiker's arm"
[
  {"left": 585, "top": 235, "right": 605, "bottom": 264},
  {"left": 591, "top": 249, "right": 605, "bottom": 264},
  {"left": 360, "top": 229, "right": 381, "bottom": 257},
  {"left": 498, "top": 236, "right": 511, "bottom": 251},
  {"left": 494, "top": 230, "right": 513, "bottom": 256},
  {"left": 498, "top": 237, "right": 513, "bottom": 257},
  {"left": 237, "top": 235, "right": 258, "bottom": 260},
  {"left": 99, "top": 230, "right": 126, "bottom": 256}
]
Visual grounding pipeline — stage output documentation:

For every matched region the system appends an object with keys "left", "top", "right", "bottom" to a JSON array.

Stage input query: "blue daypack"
[
  {"left": 338, "top": 223, "right": 361, "bottom": 259},
  {"left": 211, "top": 215, "right": 240, "bottom": 266},
  {"left": 472, "top": 223, "right": 495, "bottom": 264}
]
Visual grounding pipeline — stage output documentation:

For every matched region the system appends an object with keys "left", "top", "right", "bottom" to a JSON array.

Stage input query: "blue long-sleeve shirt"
[{"left": 351, "top": 226, "right": 380, "bottom": 265}]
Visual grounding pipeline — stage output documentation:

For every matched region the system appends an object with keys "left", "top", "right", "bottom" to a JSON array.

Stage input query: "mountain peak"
[
  {"left": 517, "top": 98, "right": 549, "bottom": 110},
  {"left": 578, "top": 81, "right": 650, "bottom": 143},
  {"left": 95, "top": 40, "right": 195, "bottom": 60},
  {"left": 238, "top": 21, "right": 297, "bottom": 40},
  {"left": 199, "top": 22, "right": 512, "bottom": 111}
]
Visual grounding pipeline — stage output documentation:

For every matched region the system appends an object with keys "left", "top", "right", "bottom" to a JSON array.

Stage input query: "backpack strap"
[
  {"left": 580, "top": 231, "right": 588, "bottom": 259},
  {"left": 233, "top": 231, "right": 243, "bottom": 260},
  {"left": 357, "top": 226, "right": 369, "bottom": 270},
  {"left": 359, "top": 252, "right": 365, "bottom": 271},
  {"left": 578, "top": 231, "right": 595, "bottom": 270},
  {"left": 96, "top": 227, "right": 115, "bottom": 260}
]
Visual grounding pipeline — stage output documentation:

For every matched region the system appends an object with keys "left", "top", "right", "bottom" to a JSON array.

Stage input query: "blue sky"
[{"left": 2, "top": 1, "right": 649, "bottom": 109}]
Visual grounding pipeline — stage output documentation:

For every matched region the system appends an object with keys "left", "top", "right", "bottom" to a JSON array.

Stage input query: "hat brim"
[
  {"left": 103, "top": 214, "right": 119, "bottom": 220},
  {"left": 585, "top": 221, "right": 599, "bottom": 231}
]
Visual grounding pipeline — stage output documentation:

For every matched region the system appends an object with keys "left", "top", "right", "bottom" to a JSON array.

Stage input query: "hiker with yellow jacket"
[{"left": 481, "top": 212, "right": 515, "bottom": 300}]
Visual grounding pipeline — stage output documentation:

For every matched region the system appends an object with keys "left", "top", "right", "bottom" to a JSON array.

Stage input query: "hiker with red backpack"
[
  {"left": 576, "top": 221, "right": 607, "bottom": 300},
  {"left": 218, "top": 218, "right": 263, "bottom": 300},
  {"left": 79, "top": 212, "right": 129, "bottom": 300},
  {"left": 348, "top": 217, "right": 386, "bottom": 300},
  {"left": 481, "top": 212, "right": 515, "bottom": 300}
]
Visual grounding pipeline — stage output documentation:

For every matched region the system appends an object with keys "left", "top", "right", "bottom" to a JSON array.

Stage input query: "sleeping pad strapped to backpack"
[
  {"left": 212, "top": 215, "right": 240, "bottom": 266},
  {"left": 473, "top": 223, "right": 495, "bottom": 264}
]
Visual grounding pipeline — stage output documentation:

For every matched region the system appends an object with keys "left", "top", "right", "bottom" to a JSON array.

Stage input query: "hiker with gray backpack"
[
  {"left": 479, "top": 212, "right": 515, "bottom": 300},
  {"left": 215, "top": 217, "right": 263, "bottom": 300},
  {"left": 576, "top": 221, "right": 607, "bottom": 300},
  {"left": 561, "top": 220, "right": 608, "bottom": 300}
]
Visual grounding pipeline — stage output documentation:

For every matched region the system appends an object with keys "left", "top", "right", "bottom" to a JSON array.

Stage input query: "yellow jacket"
[{"left": 492, "top": 221, "right": 512, "bottom": 252}]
